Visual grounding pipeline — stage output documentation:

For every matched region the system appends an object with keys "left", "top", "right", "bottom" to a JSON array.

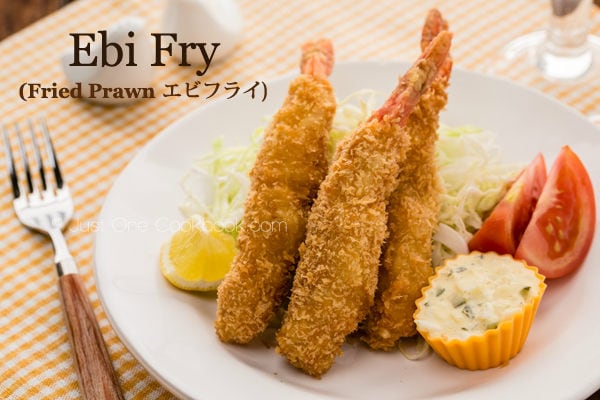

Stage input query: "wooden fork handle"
[{"left": 58, "top": 273, "right": 124, "bottom": 400}]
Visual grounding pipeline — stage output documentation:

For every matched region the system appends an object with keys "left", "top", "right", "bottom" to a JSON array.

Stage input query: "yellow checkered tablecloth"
[{"left": 1, "top": 0, "right": 599, "bottom": 399}]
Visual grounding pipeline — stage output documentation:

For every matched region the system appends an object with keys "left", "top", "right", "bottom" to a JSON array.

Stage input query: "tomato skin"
[
  {"left": 515, "top": 146, "right": 596, "bottom": 279},
  {"left": 469, "top": 153, "right": 547, "bottom": 255}
]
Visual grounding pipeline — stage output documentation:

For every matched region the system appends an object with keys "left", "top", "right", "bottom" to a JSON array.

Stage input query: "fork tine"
[
  {"left": 15, "top": 122, "right": 34, "bottom": 194},
  {"left": 28, "top": 118, "right": 47, "bottom": 191},
  {"left": 39, "top": 117, "right": 64, "bottom": 189},
  {"left": 1, "top": 124, "right": 21, "bottom": 198}
]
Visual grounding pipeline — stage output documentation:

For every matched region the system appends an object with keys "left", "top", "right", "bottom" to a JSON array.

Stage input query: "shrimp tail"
[
  {"left": 369, "top": 31, "right": 451, "bottom": 123},
  {"left": 300, "top": 39, "right": 335, "bottom": 77}
]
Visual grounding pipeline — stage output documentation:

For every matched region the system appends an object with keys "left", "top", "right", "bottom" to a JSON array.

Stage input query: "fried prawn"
[
  {"left": 215, "top": 40, "right": 336, "bottom": 344},
  {"left": 361, "top": 9, "right": 453, "bottom": 350}
]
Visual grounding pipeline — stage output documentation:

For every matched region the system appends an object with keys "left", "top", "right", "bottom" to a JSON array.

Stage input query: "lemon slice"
[{"left": 160, "top": 215, "right": 236, "bottom": 291}]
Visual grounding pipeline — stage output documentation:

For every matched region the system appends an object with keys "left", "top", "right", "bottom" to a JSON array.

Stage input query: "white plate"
[{"left": 94, "top": 61, "right": 600, "bottom": 400}]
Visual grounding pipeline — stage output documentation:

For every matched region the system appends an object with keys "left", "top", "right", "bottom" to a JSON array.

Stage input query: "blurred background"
[{"left": 0, "top": 0, "right": 73, "bottom": 40}]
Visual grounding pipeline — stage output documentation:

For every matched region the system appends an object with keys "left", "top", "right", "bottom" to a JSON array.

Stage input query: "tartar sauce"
[{"left": 415, "top": 252, "right": 541, "bottom": 340}]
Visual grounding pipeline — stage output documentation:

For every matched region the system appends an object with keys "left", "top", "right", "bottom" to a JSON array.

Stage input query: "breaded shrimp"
[
  {"left": 361, "top": 9, "right": 453, "bottom": 351},
  {"left": 276, "top": 32, "right": 452, "bottom": 377},
  {"left": 214, "top": 39, "right": 337, "bottom": 344}
]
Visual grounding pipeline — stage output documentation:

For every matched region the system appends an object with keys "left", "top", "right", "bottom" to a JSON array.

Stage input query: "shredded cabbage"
[
  {"left": 433, "top": 125, "right": 522, "bottom": 265},
  {"left": 180, "top": 90, "right": 522, "bottom": 264},
  {"left": 179, "top": 127, "right": 264, "bottom": 233}
]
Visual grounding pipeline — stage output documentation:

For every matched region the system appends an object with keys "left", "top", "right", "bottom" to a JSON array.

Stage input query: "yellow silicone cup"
[{"left": 414, "top": 252, "right": 546, "bottom": 370}]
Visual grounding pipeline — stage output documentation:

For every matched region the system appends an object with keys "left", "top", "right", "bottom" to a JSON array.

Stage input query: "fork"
[{"left": 2, "top": 118, "right": 124, "bottom": 400}]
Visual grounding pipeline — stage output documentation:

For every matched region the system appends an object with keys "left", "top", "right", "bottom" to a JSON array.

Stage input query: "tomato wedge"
[
  {"left": 469, "top": 153, "right": 547, "bottom": 255},
  {"left": 515, "top": 146, "right": 596, "bottom": 279}
]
